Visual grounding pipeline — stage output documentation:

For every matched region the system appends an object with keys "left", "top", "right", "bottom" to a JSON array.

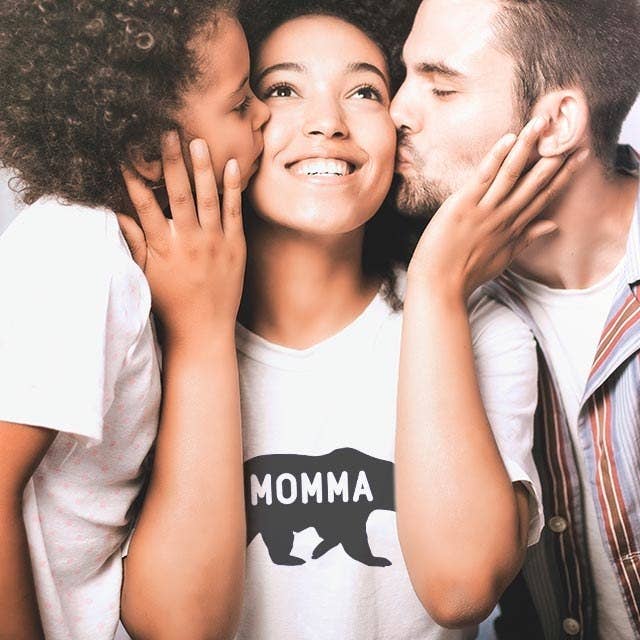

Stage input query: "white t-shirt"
[
  {"left": 235, "top": 280, "right": 543, "bottom": 640},
  {"left": 510, "top": 265, "right": 634, "bottom": 640},
  {"left": 0, "top": 198, "right": 161, "bottom": 640}
]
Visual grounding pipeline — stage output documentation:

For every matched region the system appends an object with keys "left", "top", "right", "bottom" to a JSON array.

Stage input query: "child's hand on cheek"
[{"left": 119, "top": 131, "right": 246, "bottom": 344}]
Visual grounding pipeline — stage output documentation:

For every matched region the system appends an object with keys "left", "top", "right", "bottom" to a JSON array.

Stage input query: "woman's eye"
[
  {"left": 264, "top": 84, "right": 295, "bottom": 99},
  {"left": 351, "top": 85, "right": 383, "bottom": 101}
]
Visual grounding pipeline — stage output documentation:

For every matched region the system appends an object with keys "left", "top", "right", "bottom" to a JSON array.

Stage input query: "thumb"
[{"left": 117, "top": 213, "right": 148, "bottom": 271}]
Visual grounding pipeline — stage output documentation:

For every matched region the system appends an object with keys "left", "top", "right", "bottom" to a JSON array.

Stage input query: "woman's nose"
[{"left": 302, "top": 98, "right": 348, "bottom": 139}]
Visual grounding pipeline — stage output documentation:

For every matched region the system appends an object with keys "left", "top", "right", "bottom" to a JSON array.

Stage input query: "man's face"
[{"left": 391, "top": 0, "right": 524, "bottom": 216}]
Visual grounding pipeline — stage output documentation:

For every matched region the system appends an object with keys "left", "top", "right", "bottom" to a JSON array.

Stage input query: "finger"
[
  {"left": 190, "top": 139, "right": 222, "bottom": 234},
  {"left": 221, "top": 158, "right": 244, "bottom": 238},
  {"left": 512, "top": 219, "right": 559, "bottom": 257},
  {"left": 121, "top": 165, "right": 168, "bottom": 245},
  {"left": 509, "top": 149, "right": 589, "bottom": 236},
  {"left": 462, "top": 133, "right": 517, "bottom": 204},
  {"left": 500, "top": 155, "right": 565, "bottom": 219},
  {"left": 161, "top": 130, "right": 198, "bottom": 232},
  {"left": 479, "top": 115, "right": 549, "bottom": 209},
  {"left": 117, "top": 213, "right": 147, "bottom": 271}
]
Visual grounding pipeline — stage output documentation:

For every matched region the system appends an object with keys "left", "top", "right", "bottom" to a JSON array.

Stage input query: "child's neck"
[{"left": 239, "top": 214, "right": 379, "bottom": 350}]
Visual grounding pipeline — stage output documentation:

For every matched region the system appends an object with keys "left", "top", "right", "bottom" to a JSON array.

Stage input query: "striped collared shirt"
[{"left": 485, "top": 146, "right": 640, "bottom": 640}]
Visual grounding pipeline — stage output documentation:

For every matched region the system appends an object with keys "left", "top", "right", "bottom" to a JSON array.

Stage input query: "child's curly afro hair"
[{"left": 0, "top": 0, "right": 236, "bottom": 210}]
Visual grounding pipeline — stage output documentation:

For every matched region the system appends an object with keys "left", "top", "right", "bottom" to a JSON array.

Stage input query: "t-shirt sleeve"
[
  {"left": 469, "top": 294, "right": 544, "bottom": 546},
  {"left": 0, "top": 207, "right": 149, "bottom": 444}
]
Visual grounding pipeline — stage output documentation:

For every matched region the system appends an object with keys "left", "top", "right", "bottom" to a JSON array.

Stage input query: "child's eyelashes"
[{"left": 233, "top": 94, "right": 253, "bottom": 115}]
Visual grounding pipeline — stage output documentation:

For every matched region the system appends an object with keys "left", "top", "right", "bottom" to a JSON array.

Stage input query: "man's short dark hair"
[
  {"left": 493, "top": 0, "right": 640, "bottom": 167},
  {"left": 0, "top": 0, "right": 237, "bottom": 210}
]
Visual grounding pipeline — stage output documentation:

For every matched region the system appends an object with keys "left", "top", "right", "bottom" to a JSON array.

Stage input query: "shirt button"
[
  {"left": 549, "top": 515, "right": 568, "bottom": 533},
  {"left": 562, "top": 617, "right": 581, "bottom": 635}
]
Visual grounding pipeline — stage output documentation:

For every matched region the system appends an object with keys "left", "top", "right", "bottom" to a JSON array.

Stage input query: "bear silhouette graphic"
[{"left": 244, "top": 448, "right": 395, "bottom": 567}]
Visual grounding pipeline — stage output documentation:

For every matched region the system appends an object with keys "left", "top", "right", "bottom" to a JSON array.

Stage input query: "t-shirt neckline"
[{"left": 235, "top": 286, "right": 392, "bottom": 370}]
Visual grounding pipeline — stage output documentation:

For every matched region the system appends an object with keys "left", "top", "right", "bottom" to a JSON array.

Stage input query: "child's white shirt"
[{"left": 0, "top": 198, "right": 161, "bottom": 639}]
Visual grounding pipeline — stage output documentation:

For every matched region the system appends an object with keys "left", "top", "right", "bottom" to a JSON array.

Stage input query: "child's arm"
[
  {"left": 396, "top": 121, "right": 589, "bottom": 627},
  {"left": 0, "top": 421, "right": 55, "bottom": 640},
  {"left": 118, "top": 133, "right": 246, "bottom": 640}
]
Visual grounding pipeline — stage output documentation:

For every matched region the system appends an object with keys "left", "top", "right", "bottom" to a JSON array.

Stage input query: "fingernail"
[
  {"left": 227, "top": 158, "right": 240, "bottom": 177},
  {"left": 503, "top": 132, "right": 517, "bottom": 146},
  {"left": 163, "top": 130, "right": 179, "bottom": 146},
  {"left": 576, "top": 148, "right": 590, "bottom": 163},
  {"left": 190, "top": 138, "right": 207, "bottom": 159},
  {"left": 533, "top": 116, "right": 547, "bottom": 133}
]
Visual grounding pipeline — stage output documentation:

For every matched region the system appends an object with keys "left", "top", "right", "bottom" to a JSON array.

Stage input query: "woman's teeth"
[{"left": 291, "top": 158, "right": 353, "bottom": 176}]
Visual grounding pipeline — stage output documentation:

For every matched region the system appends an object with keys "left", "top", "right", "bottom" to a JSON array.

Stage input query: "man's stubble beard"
[
  {"left": 395, "top": 171, "right": 450, "bottom": 219},
  {"left": 394, "top": 130, "right": 456, "bottom": 219},
  {"left": 394, "top": 109, "right": 527, "bottom": 220}
]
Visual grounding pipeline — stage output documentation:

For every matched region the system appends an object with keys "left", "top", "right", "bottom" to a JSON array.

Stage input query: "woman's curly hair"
[
  {"left": 240, "top": 0, "right": 418, "bottom": 93},
  {"left": 239, "top": 0, "right": 420, "bottom": 306},
  {"left": 0, "top": 0, "right": 237, "bottom": 210}
]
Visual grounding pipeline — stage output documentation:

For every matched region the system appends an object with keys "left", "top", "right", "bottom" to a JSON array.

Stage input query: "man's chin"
[{"left": 394, "top": 176, "right": 446, "bottom": 219}]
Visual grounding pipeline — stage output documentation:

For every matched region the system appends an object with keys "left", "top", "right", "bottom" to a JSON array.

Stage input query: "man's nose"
[{"left": 390, "top": 81, "right": 418, "bottom": 133}]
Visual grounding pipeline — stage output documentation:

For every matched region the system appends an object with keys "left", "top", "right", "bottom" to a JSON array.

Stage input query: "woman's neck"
[{"left": 239, "top": 213, "right": 380, "bottom": 349}]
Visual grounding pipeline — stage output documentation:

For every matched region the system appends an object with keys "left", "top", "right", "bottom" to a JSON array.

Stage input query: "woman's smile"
[{"left": 248, "top": 14, "right": 396, "bottom": 236}]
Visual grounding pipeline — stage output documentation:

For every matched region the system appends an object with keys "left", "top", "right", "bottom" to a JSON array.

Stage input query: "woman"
[{"left": 125, "top": 1, "right": 585, "bottom": 637}]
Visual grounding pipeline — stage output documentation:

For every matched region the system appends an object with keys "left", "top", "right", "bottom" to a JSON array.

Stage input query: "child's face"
[{"left": 174, "top": 15, "right": 269, "bottom": 188}]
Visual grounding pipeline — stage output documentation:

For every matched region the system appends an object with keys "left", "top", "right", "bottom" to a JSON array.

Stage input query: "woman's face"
[
  {"left": 173, "top": 14, "right": 270, "bottom": 188},
  {"left": 249, "top": 15, "right": 396, "bottom": 235}
]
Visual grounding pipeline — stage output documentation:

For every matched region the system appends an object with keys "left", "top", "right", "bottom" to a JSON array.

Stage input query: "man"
[{"left": 390, "top": 0, "right": 640, "bottom": 639}]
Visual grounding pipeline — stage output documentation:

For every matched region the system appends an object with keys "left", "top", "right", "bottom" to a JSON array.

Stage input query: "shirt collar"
[{"left": 617, "top": 146, "right": 640, "bottom": 285}]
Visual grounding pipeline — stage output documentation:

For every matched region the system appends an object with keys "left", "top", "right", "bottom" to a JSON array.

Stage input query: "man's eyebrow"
[
  {"left": 346, "top": 62, "right": 389, "bottom": 89},
  {"left": 415, "top": 61, "right": 464, "bottom": 78},
  {"left": 255, "top": 62, "right": 306, "bottom": 84}
]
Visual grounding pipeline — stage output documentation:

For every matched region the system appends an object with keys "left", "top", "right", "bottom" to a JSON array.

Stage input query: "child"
[{"left": 0, "top": 1, "right": 267, "bottom": 638}]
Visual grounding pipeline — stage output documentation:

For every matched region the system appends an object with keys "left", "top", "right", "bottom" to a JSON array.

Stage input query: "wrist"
[
  {"left": 160, "top": 322, "right": 237, "bottom": 355},
  {"left": 406, "top": 267, "right": 468, "bottom": 308}
]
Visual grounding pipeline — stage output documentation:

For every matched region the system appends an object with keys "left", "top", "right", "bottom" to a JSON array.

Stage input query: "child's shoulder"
[
  {"left": 0, "top": 197, "right": 117, "bottom": 249},
  {"left": 1, "top": 196, "right": 141, "bottom": 275},
  {"left": 0, "top": 196, "right": 150, "bottom": 325}
]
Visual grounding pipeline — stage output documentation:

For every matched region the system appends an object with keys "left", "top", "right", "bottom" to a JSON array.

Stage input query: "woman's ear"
[
  {"left": 531, "top": 88, "right": 590, "bottom": 158},
  {"left": 127, "top": 145, "right": 163, "bottom": 183}
]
